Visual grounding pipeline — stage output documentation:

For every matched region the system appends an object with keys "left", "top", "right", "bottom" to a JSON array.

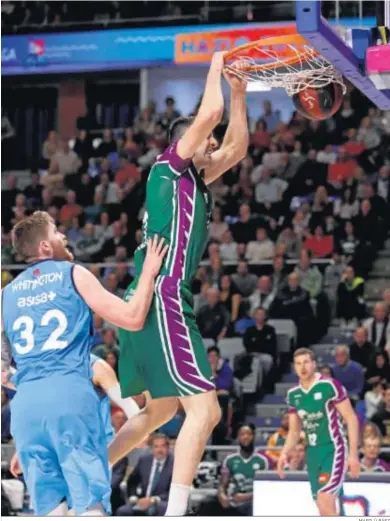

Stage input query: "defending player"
[
  {"left": 108, "top": 51, "right": 249, "bottom": 515},
  {"left": 277, "top": 348, "right": 360, "bottom": 516},
  {"left": 1, "top": 212, "right": 167, "bottom": 516}
]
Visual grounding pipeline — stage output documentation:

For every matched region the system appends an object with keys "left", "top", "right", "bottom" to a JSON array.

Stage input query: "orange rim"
[{"left": 224, "top": 34, "right": 318, "bottom": 72}]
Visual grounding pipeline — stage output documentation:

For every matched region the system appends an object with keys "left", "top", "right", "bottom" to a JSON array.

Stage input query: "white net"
[{"left": 225, "top": 43, "right": 347, "bottom": 97}]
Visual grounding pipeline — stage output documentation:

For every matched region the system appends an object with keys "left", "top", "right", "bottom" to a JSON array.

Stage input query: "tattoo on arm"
[{"left": 1, "top": 331, "right": 12, "bottom": 375}]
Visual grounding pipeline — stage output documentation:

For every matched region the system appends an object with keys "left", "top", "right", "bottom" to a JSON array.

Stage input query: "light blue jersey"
[
  {"left": 2, "top": 260, "right": 93, "bottom": 387},
  {"left": 2, "top": 259, "right": 111, "bottom": 516},
  {"left": 90, "top": 354, "right": 114, "bottom": 444}
]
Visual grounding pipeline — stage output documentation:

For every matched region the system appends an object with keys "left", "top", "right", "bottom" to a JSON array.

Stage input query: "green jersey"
[
  {"left": 134, "top": 142, "right": 212, "bottom": 283},
  {"left": 222, "top": 452, "right": 272, "bottom": 495},
  {"left": 287, "top": 373, "right": 348, "bottom": 448}
]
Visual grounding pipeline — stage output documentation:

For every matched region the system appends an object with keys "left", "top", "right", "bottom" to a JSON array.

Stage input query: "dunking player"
[
  {"left": 277, "top": 348, "right": 360, "bottom": 516},
  {"left": 109, "top": 51, "right": 249, "bottom": 515},
  {"left": 1, "top": 212, "right": 167, "bottom": 516}
]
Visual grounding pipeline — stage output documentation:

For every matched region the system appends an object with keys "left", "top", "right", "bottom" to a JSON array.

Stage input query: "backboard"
[{"left": 295, "top": 1, "right": 390, "bottom": 109}]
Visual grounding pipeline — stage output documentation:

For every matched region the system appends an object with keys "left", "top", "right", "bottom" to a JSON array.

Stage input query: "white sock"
[
  {"left": 106, "top": 384, "right": 140, "bottom": 418},
  {"left": 165, "top": 483, "right": 191, "bottom": 516},
  {"left": 47, "top": 501, "right": 68, "bottom": 516},
  {"left": 80, "top": 503, "right": 105, "bottom": 516}
]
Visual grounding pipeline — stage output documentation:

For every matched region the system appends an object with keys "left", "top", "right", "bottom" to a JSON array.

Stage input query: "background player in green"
[
  {"left": 109, "top": 52, "right": 249, "bottom": 516},
  {"left": 277, "top": 348, "right": 360, "bottom": 516}
]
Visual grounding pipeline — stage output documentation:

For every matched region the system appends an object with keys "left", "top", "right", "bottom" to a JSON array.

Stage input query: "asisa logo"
[
  {"left": 28, "top": 39, "right": 45, "bottom": 56},
  {"left": 2, "top": 48, "right": 17, "bottom": 62}
]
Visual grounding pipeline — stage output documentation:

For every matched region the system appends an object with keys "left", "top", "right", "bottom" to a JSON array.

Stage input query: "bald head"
[
  {"left": 354, "top": 327, "right": 368, "bottom": 346},
  {"left": 374, "top": 302, "right": 388, "bottom": 322},
  {"left": 288, "top": 272, "right": 300, "bottom": 290},
  {"left": 207, "top": 287, "right": 220, "bottom": 307}
]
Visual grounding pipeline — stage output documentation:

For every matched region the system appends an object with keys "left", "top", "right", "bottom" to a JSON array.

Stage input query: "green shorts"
[
  {"left": 118, "top": 275, "right": 215, "bottom": 399},
  {"left": 306, "top": 443, "right": 347, "bottom": 499}
]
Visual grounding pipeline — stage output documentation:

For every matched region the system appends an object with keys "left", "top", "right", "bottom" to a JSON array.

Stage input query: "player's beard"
[{"left": 52, "top": 241, "right": 74, "bottom": 261}]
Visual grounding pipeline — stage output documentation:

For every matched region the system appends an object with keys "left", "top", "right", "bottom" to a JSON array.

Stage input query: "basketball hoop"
[{"left": 224, "top": 34, "right": 347, "bottom": 97}]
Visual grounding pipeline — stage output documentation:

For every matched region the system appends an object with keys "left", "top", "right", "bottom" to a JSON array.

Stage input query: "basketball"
[{"left": 292, "top": 82, "right": 344, "bottom": 120}]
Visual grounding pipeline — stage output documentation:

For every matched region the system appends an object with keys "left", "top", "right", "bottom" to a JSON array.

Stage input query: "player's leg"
[
  {"left": 49, "top": 383, "right": 112, "bottom": 516},
  {"left": 10, "top": 389, "right": 69, "bottom": 516},
  {"left": 47, "top": 502, "right": 69, "bottom": 516},
  {"left": 165, "top": 390, "right": 221, "bottom": 516},
  {"left": 108, "top": 392, "right": 178, "bottom": 465},
  {"left": 313, "top": 446, "right": 347, "bottom": 516}
]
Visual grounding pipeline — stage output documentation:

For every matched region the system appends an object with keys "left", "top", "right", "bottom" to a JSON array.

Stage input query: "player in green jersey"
[
  {"left": 108, "top": 52, "right": 249, "bottom": 516},
  {"left": 277, "top": 348, "right": 360, "bottom": 516}
]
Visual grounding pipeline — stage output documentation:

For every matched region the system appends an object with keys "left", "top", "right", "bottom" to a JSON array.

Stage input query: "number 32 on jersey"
[{"left": 12, "top": 310, "right": 68, "bottom": 354}]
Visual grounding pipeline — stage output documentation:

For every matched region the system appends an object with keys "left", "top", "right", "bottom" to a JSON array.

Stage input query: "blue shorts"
[{"left": 10, "top": 375, "right": 111, "bottom": 516}]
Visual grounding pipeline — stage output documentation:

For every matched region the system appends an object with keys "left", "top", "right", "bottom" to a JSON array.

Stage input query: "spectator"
[
  {"left": 219, "top": 230, "right": 238, "bottom": 262},
  {"left": 266, "top": 412, "right": 289, "bottom": 465},
  {"left": 285, "top": 441, "right": 306, "bottom": 471},
  {"left": 105, "top": 351, "right": 119, "bottom": 376},
  {"left": 42, "top": 130, "right": 59, "bottom": 164},
  {"left": 319, "top": 364, "right": 334, "bottom": 377},
  {"left": 115, "top": 263, "right": 133, "bottom": 292},
  {"left": 205, "top": 253, "right": 224, "bottom": 287},
  {"left": 77, "top": 172, "right": 95, "bottom": 207},
  {"left": 24, "top": 172, "right": 43, "bottom": 208},
  {"left": 366, "top": 352, "right": 390, "bottom": 386},
  {"left": 333, "top": 188, "right": 359, "bottom": 221},
  {"left": 248, "top": 276, "right": 275, "bottom": 314},
  {"left": 323, "top": 250, "right": 345, "bottom": 310},
  {"left": 357, "top": 116, "right": 382, "bottom": 150},
  {"left": 51, "top": 139, "right": 81, "bottom": 176},
  {"left": 294, "top": 249, "right": 323, "bottom": 299},
  {"left": 331, "top": 345, "right": 364, "bottom": 401},
  {"left": 101, "top": 220, "right": 130, "bottom": 260},
  {"left": 231, "top": 260, "right": 258, "bottom": 299},
  {"left": 95, "top": 211, "right": 113, "bottom": 241},
  {"left": 254, "top": 168, "right": 287, "bottom": 214},
  {"left": 96, "top": 128, "right": 117, "bottom": 157},
  {"left": 59, "top": 190, "right": 83, "bottom": 226},
  {"left": 270, "top": 255, "right": 287, "bottom": 292},
  {"left": 336, "top": 265, "right": 366, "bottom": 325},
  {"left": 209, "top": 206, "right": 228, "bottom": 242},
  {"left": 73, "top": 129, "right": 93, "bottom": 168},
  {"left": 219, "top": 275, "right": 242, "bottom": 328},
  {"left": 360, "top": 436, "right": 390, "bottom": 471},
  {"left": 1, "top": 389, "right": 11, "bottom": 442},
  {"left": 363, "top": 302, "right": 390, "bottom": 351},
  {"left": 115, "top": 157, "right": 141, "bottom": 188},
  {"left": 270, "top": 272, "right": 314, "bottom": 346},
  {"left": 276, "top": 226, "right": 301, "bottom": 259},
  {"left": 92, "top": 314, "right": 104, "bottom": 347},
  {"left": 92, "top": 328, "right": 120, "bottom": 359},
  {"left": 365, "top": 381, "right": 385, "bottom": 420},
  {"left": 303, "top": 224, "right": 334, "bottom": 258},
  {"left": 349, "top": 327, "right": 376, "bottom": 370},
  {"left": 243, "top": 308, "right": 277, "bottom": 378},
  {"left": 196, "top": 287, "right": 229, "bottom": 341},
  {"left": 157, "top": 96, "right": 181, "bottom": 130},
  {"left": 260, "top": 100, "right": 281, "bottom": 133},
  {"left": 95, "top": 173, "right": 119, "bottom": 204},
  {"left": 246, "top": 227, "right": 275, "bottom": 262},
  {"left": 69, "top": 223, "right": 105, "bottom": 262},
  {"left": 371, "top": 387, "right": 390, "bottom": 446},
  {"left": 337, "top": 220, "right": 360, "bottom": 264},
  {"left": 230, "top": 203, "right": 257, "bottom": 244},
  {"left": 116, "top": 433, "right": 173, "bottom": 516}
]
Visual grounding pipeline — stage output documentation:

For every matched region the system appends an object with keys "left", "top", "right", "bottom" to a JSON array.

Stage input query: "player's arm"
[
  {"left": 92, "top": 358, "right": 140, "bottom": 418},
  {"left": 335, "top": 398, "right": 360, "bottom": 478},
  {"left": 204, "top": 65, "right": 249, "bottom": 185},
  {"left": 73, "top": 236, "right": 168, "bottom": 331},
  {"left": 176, "top": 52, "right": 225, "bottom": 161},
  {"left": 277, "top": 411, "right": 302, "bottom": 478},
  {"left": 1, "top": 315, "right": 12, "bottom": 381}
]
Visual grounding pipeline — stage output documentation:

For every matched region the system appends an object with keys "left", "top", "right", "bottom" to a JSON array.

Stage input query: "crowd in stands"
[{"left": 2, "top": 81, "right": 390, "bottom": 515}]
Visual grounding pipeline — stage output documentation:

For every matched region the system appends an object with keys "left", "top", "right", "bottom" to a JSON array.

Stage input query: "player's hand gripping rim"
[{"left": 143, "top": 235, "right": 169, "bottom": 277}]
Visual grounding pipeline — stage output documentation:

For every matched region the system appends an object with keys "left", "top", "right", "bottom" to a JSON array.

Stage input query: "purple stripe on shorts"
[
  {"left": 171, "top": 175, "right": 195, "bottom": 279},
  {"left": 157, "top": 142, "right": 191, "bottom": 174},
  {"left": 321, "top": 403, "right": 346, "bottom": 494},
  {"left": 161, "top": 277, "right": 214, "bottom": 392}
]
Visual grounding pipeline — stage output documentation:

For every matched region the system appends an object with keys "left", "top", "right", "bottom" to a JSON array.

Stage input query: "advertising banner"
[
  {"left": 1, "top": 17, "right": 377, "bottom": 76},
  {"left": 253, "top": 473, "right": 390, "bottom": 516}
]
